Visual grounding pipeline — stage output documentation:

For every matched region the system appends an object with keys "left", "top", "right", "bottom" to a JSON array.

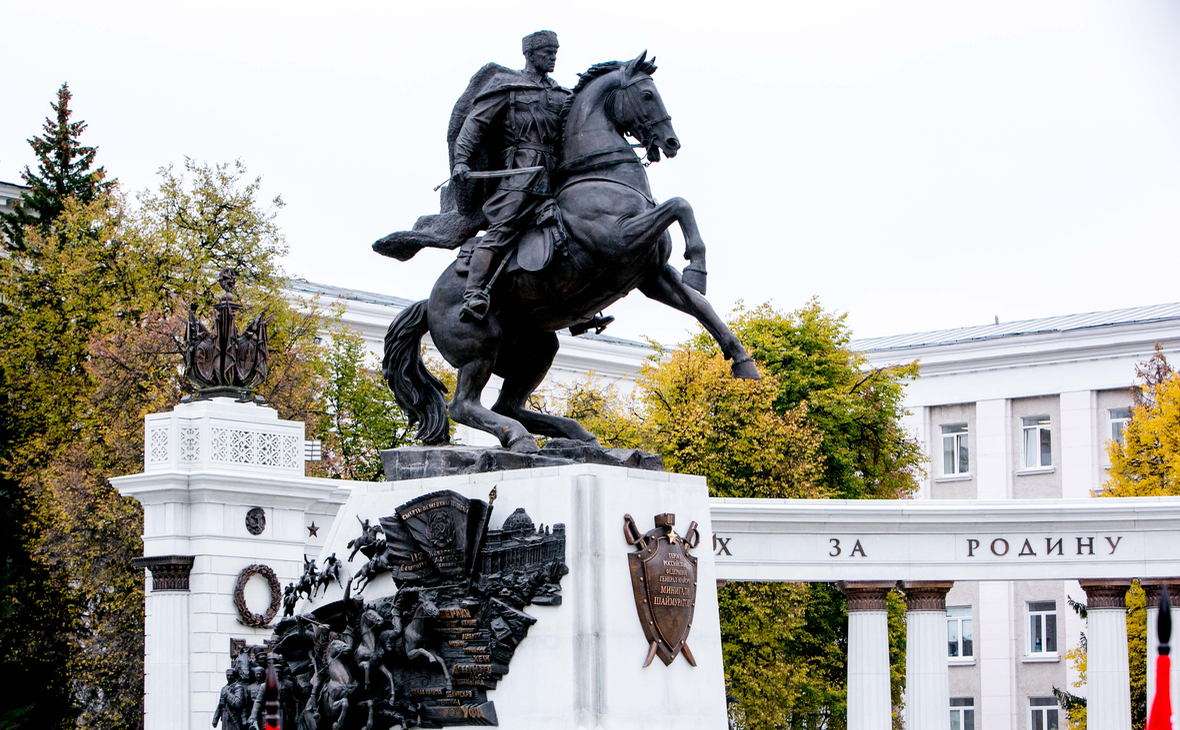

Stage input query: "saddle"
[{"left": 455, "top": 199, "right": 569, "bottom": 276}]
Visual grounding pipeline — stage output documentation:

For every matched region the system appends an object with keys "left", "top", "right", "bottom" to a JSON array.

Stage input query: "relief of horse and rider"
[{"left": 377, "top": 30, "right": 760, "bottom": 454}]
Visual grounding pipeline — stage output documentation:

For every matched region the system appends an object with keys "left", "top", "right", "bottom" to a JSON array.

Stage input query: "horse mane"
[{"left": 563, "top": 57, "right": 659, "bottom": 118}]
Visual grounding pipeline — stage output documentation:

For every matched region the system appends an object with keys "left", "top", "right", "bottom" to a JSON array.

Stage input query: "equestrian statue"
[{"left": 375, "top": 30, "right": 759, "bottom": 452}]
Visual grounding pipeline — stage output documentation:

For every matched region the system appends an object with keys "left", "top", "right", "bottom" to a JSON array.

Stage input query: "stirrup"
[{"left": 460, "top": 291, "right": 491, "bottom": 322}]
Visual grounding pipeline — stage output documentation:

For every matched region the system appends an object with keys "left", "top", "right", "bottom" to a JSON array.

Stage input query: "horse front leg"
[
  {"left": 619, "top": 197, "right": 708, "bottom": 294},
  {"left": 639, "top": 264, "right": 760, "bottom": 380}
]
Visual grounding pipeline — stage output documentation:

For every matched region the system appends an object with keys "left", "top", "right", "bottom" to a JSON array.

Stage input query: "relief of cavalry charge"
[{"left": 215, "top": 489, "right": 567, "bottom": 730}]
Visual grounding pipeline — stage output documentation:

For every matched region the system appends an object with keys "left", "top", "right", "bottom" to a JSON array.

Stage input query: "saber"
[{"left": 433, "top": 166, "right": 545, "bottom": 191}]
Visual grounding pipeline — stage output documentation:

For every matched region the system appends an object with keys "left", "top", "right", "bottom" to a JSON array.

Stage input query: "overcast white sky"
[{"left": 3, "top": 1, "right": 1179, "bottom": 345}]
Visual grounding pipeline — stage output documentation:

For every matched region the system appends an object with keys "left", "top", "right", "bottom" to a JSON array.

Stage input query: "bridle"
[{"left": 609, "top": 75, "right": 672, "bottom": 155}]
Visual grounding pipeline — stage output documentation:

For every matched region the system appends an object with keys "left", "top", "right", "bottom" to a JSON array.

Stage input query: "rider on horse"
[{"left": 451, "top": 30, "right": 571, "bottom": 322}]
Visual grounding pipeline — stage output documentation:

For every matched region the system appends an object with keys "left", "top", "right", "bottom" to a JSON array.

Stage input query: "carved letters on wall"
[
  {"left": 268, "top": 489, "right": 567, "bottom": 728},
  {"left": 624, "top": 513, "right": 700, "bottom": 668}
]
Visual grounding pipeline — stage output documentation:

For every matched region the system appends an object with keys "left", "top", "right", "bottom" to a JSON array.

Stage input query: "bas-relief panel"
[
  {"left": 930, "top": 403, "right": 978, "bottom": 500},
  {"left": 1012, "top": 579, "right": 1068, "bottom": 730},
  {"left": 946, "top": 581, "right": 981, "bottom": 701},
  {"left": 1011, "top": 395, "right": 1063, "bottom": 499}
]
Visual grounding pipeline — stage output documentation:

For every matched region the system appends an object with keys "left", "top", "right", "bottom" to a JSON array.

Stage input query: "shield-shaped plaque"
[{"left": 625, "top": 513, "right": 701, "bottom": 667}]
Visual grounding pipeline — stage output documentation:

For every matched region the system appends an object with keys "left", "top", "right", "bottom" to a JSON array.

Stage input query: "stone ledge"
[{"left": 381, "top": 439, "right": 664, "bottom": 481}]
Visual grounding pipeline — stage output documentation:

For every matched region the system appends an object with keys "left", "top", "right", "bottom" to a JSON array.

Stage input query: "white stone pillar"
[
  {"left": 904, "top": 581, "right": 954, "bottom": 730},
  {"left": 1081, "top": 580, "right": 1132, "bottom": 730},
  {"left": 135, "top": 556, "right": 194, "bottom": 730},
  {"left": 839, "top": 582, "right": 896, "bottom": 730},
  {"left": 1142, "top": 582, "right": 1180, "bottom": 721}
]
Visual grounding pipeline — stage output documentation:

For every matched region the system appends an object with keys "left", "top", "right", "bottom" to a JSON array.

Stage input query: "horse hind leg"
[
  {"left": 492, "top": 330, "right": 596, "bottom": 442},
  {"left": 449, "top": 358, "right": 538, "bottom": 452}
]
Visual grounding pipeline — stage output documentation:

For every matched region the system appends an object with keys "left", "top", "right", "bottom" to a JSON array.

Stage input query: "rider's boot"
[{"left": 461, "top": 247, "right": 496, "bottom": 322}]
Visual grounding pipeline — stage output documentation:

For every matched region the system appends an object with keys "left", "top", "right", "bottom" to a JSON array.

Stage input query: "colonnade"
[{"left": 838, "top": 579, "right": 1164, "bottom": 730}]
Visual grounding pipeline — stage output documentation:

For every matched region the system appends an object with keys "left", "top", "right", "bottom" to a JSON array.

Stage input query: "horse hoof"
[
  {"left": 682, "top": 267, "right": 707, "bottom": 295},
  {"left": 507, "top": 435, "right": 540, "bottom": 453},
  {"left": 731, "top": 357, "right": 761, "bottom": 380}
]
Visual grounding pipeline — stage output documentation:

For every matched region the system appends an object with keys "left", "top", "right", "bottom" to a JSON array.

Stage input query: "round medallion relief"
[{"left": 245, "top": 507, "right": 266, "bottom": 535}]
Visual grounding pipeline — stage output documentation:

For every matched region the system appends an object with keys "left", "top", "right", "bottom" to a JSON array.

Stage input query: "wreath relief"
[{"left": 233, "top": 563, "right": 282, "bottom": 628}]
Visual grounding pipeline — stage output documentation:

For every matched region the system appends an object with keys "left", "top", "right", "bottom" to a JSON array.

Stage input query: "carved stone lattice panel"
[
  {"left": 230, "top": 429, "right": 255, "bottom": 463},
  {"left": 207, "top": 427, "right": 300, "bottom": 470},
  {"left": 179, "top": 427, "right": 200, "bottom": 462},
  {"left": 211, "top": 427, "right": 230, "bottom": 462},
  {"left": 148, "top": 429, "right": 169, "bottom": 463},
  {"left": 257, "top": 432, "right": 281, "bottom": 466}
]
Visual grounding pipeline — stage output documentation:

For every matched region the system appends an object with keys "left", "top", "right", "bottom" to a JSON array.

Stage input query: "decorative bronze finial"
[
  {"left": 1160, "top": 585, "right": 1172, "bottom": 656},
  {"left": 182, "top": 268, "right": 269, "bottom": 402}
]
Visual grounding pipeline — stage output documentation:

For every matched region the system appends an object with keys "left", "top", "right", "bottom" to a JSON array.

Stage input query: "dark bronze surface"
[
  {"left": 624, "top": 513, "right": 700, "bottom": 667},
  {"left": 375, "top": 35, "right": 760, "bottom": 452},
  {"left": 268, "top": 489, "right": 567, "bottom": 728},
  {"left": 245, "top": 507, "right": 266, "bottom": 536},
  {"left": 183, "top": 267, "right": 269, "bottom": 402},
  {"left": 134, "top": 554, "right": 195, "bottom": 591},
  {"left": 234, "top": 563, "right": 282, "bottom": 629}
]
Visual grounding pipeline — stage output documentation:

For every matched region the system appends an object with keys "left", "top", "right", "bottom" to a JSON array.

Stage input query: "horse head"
[
  {"left": 611, "top": 51, "right": 679, "bottom": 161},
  {"left": 416, "top": 590, "right": 440, "bottom": 618}
]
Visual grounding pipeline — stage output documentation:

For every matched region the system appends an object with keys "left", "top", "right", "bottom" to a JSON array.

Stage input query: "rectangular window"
[
  {"left": 1110, "top": 408, "right": 1132, "bottom": 446},
  {"left": 950, "top": 698, "right": 975, "bottom": 730},
  {"left": 947, "top": 606, "right": 973, "bottom": 658},
  {"left": 941, "top": 424, "right": 969, "bottom": 475},
  {"left": 1030, "top": 697, "right": 1060, "bottom": 730},
  {"left": 1028, "top": 601, "right": 1058, "bottom": 655},
  {"left": 1022, "top": 416, "right": 1052, "bottom": 468}
]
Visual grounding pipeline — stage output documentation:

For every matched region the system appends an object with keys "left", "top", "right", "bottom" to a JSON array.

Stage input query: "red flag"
[{"left": 1149, "top": 586, "right": 1173, "bottom": 730}]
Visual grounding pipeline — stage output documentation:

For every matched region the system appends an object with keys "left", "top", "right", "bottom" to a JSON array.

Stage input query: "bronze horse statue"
[{"left": 382, "top": 52, "right": 758, "bottom": 451}]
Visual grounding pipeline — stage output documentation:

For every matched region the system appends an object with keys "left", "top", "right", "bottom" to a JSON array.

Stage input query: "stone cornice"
[
  {"left": 134, "top": 555, "right": 195, "bottom": 591},
  {"left": 1080, "top": 579, "right": 1132, "bottom": 609}
]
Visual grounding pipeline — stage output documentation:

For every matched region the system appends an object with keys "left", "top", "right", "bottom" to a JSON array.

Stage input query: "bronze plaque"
[{"left": 624, "top": 513, "right": 701, "bottom": 667}]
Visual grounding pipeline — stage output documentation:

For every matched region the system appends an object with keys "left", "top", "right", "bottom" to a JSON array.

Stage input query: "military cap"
[{"left": 522, "top": 30, "right": 559, "bottom": 54}]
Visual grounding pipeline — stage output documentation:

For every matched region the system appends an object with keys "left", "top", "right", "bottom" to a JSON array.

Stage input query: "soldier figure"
[
  {"left": 213, "top": 668, "right": 248, "bottom": 730},
  {"left": 451, "top": 30, "right": 572, "bottom": 321}
]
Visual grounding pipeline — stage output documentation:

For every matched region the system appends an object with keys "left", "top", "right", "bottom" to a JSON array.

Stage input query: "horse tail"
[{"left": 383, "top": 300, "right": 450, "bottom": 445}]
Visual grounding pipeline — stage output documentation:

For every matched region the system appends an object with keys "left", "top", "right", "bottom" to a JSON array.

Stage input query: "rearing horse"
[{"left": 384, "top": 51, "right": 759, "bottom": 452}]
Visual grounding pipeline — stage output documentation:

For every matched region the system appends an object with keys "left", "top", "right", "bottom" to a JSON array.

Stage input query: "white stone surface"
[
  {"left": 978, "top": 581, "right": 1017, "bottom": 730},
  {"left": 1088, "top": 606, "right": 1132, "bottom": 730},
  {"left": 709, "top": 496, "right": 1180, "bottom": 582},
  {"left": 114, "top": 399, "right": 352, "bottom": 730},
  {"left": 905, "top": 609, "right": 950, "bottom": 730},
  {"left": 846, "top": 610, "right": 891, "bottom": 730},
  {"left": 303, "top": 465, "right": 729, "bottom": 730}
]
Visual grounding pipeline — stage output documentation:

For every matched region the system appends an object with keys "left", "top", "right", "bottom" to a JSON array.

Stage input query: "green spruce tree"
[{"left": 1, "top": 82, "right": 111, "bottom": 250}]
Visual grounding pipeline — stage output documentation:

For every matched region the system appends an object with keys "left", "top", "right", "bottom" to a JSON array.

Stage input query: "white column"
[
  {"left": 1142, "top": 582, "right": 1180, "bottom": 722},
  {"left": 1060, "top": 390, "right": 1098, "bottom": 498},
  {"left": 840, "top": 582, "right": 896, "bottom": 730},
  {"left": 1081, "top": 580, "right": 1132, "bottom": 730},
  {"left": 904, "top": 582, "right": 954, "bottom": 730},
  {"left": 137, "top": 557, "right": 194, "bottom": 730}
]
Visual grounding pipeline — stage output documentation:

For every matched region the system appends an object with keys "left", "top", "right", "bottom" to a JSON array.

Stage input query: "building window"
[
  {"left": 1029, "top": 697, "right": 1060, "bottom": 730},
  {"left": 941, "top": 424, "right": 969, "bottom": 475},
  {"left": 1109, "top": 408, "right": 1132, "bottom": 446},
  {"left": 950, "top": 698, "right": 975, "bottom": 730},
  {"left": 1022, "top": 416, "right": 1052, "bottom": 468},
  {"left": 947, "top": 606, "right": 973, "bottom": 659},
  {"left": 1028, "top": 601, "right": 1057, "bottom": 655}
]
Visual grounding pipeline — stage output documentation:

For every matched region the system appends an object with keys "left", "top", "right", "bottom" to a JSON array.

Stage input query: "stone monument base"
[
  {"left": 381, "top": 439, "right": 664, "bottom": 481},
  {"left": 309, "top": 464, "right": 727, "bottom": 730}
]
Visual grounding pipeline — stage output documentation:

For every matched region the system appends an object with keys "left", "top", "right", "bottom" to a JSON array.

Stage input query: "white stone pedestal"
[
  {"left": 114, "top": 398, "right": 350, "bottom": 730},
  {"left": 306, "top": 464, "right": 729, "bottom": 730}
]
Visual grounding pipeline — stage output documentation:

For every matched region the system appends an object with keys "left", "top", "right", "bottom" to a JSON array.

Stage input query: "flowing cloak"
[{"left": 373, "top": 63, "right": 552, "bottom": 261}]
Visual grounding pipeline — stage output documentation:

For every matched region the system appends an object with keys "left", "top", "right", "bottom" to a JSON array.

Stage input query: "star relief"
[{"left": 307, "top": 522, "right": 319, "bottom": 537}]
